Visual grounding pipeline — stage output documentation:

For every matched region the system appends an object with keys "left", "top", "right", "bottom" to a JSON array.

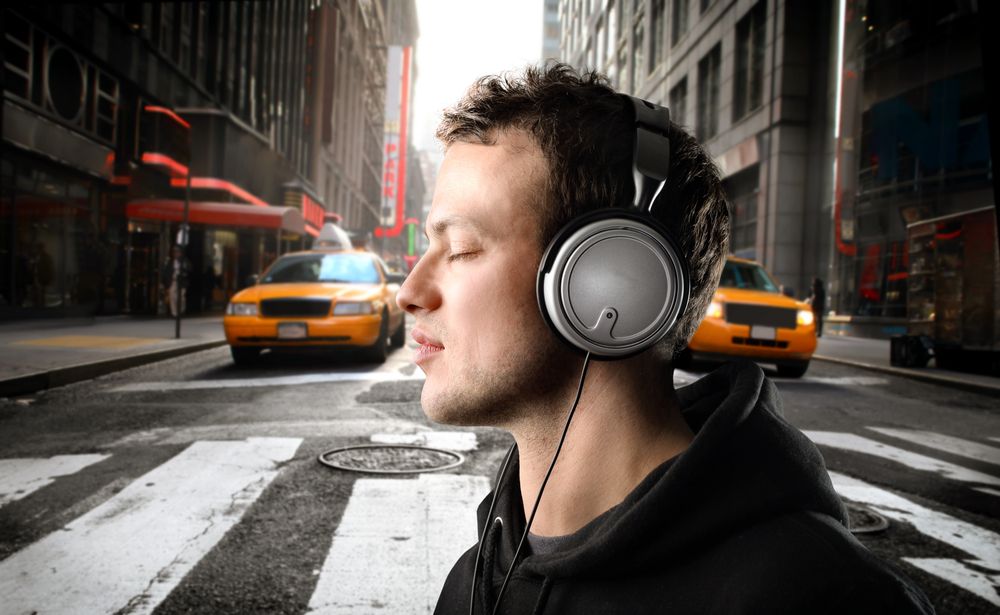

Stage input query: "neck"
[{"left": 511, "top": 354, "right": 693, "bottom": 537}]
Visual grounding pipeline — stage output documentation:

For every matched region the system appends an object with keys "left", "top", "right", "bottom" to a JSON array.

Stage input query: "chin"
[{"left": 419, "top": 383, "right": 493, "bottom": 427}]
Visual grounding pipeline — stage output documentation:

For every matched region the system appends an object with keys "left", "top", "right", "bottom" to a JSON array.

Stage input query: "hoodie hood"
[{"left": 479, "top": 359, "right": 847, "bottom": 581}]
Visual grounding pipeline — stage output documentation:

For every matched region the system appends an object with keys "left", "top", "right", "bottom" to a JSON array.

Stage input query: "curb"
[
  {"left": 0, "top": 340, "right": 228, "bottom": 398},
  {"left": 813, "top": 354, "right": 1000, "bottom": 398}
]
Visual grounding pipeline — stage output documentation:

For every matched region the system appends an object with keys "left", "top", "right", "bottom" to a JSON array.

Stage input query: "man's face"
[{"left": 396, "top": 132, "right": 574, "bottom": 426}]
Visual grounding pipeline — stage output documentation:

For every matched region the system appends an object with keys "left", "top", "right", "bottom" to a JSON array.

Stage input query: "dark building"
[{"left": 2, "top": 2, "right": 399, "bottom": 320}]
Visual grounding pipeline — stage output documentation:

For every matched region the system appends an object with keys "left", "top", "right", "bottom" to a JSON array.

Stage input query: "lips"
[{"left": 412, "top": 327, "right": 444, "bottom": 364}]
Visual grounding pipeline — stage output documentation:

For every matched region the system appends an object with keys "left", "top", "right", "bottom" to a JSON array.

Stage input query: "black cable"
[
  {"left": 469, "top": 442, "right": 517, "bottom": 615},
  {"left": 490, "top": 351, "right": 592, "bottom": 615}
]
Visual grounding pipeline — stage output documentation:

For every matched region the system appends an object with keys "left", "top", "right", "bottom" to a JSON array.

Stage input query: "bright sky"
[{"left": 412, "top": 0, "right": 545, "bottom": 152}]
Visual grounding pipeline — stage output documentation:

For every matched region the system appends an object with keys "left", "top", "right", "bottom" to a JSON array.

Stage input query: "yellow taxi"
[
  {"left": 223, "top": 224, "right": 406, "bottom": 366},
  {"left": 683, "top": 256, "right": 817, "bottom": 377}
]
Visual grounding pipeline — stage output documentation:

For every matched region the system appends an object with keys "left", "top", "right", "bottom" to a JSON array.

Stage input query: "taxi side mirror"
[
  {"left": 386, "top": 272, "right": 406, "bottom": 285},
  {"left": 245, "top": 274, "right": 259, "bottom": 288}
]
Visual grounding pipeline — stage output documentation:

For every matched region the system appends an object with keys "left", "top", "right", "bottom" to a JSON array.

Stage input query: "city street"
[{"left": 0, "top": 327, "right": 997, "bottom": 614}]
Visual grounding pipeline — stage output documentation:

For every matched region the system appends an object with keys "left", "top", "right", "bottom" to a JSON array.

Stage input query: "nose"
[{"left": 396, "top": 254, "right": 440, "bottom": 315}]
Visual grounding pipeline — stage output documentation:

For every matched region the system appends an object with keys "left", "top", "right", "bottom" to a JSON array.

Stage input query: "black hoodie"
[{"left": 435, "top": 360, "right": 934, "bottom": 615}]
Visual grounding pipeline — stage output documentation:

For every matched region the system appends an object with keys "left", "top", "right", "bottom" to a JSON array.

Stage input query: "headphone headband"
[{"left": 623, "top": 95, "right": 671, "bottom": 213}]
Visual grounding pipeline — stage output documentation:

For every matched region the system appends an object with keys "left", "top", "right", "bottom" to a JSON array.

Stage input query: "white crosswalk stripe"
[
  {"left": 0, "top": 454, "right": 110, "bottom": 507},
  {"left": 307, "top": 473, "right": 489, "bottom": 614},
  {"left": 0, "top": 438, "right": 301, "bottom": 615},
  {"left": 805, "top": 430, "right": 1000, "bottom": 487},
  {"left": 830, "top": 471, "right": 1000, "bottom": 607},
  {"left": 866, "top": 428, "right": 1000, "bottom": 467}
]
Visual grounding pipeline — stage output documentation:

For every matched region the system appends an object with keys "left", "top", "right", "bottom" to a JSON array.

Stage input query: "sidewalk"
[
  {"left": 814, "top": 335, "right": 1000, "bottom": 397},
  {"left": 0, "top": 315, "right": 226, "bottom": 398}
]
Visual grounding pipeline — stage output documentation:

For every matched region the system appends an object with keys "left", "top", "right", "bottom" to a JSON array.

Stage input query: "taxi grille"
[
  {"left": 260, "top": 298, "right": 331, "bottom": 317},
  {"left": 725, "top": 303, "right": 797, "bottom": 329},
  {"left": 732, "top": 337, "right": 790, "bottom": 349}
]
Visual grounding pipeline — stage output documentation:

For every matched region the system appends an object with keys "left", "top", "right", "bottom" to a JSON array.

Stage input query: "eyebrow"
[{"left": 427, "top": 215, "right": 491, "bottom": 239}]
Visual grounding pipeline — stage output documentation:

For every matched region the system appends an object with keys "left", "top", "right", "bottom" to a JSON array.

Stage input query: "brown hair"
[{"left": 436, "top": 63, "right": 730, "bottom": 359}]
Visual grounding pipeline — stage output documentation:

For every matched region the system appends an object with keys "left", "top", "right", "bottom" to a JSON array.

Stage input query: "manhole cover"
[
  {"left": 846, "top": 503, "right": 890, "bottom": 534},
  {"left": 318, "top": 444, "right": 464, "bottom": 474}
]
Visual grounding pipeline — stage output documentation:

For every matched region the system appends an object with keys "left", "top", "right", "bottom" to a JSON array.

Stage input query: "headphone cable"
[{"left": 489, "top": 351, "right": 592, "bottom": 615}]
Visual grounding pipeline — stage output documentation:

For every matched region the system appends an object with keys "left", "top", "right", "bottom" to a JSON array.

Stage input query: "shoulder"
[
  {"left": 716, "top": 512, "right": 934, "bottom": 614},
  {"left": 433, "top": 543, "right": 478, "bottom": 615}
]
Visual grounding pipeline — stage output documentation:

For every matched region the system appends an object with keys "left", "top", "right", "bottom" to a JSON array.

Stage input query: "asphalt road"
[{"left": 0, "top": 333, "right": 997, "bottom": 614}]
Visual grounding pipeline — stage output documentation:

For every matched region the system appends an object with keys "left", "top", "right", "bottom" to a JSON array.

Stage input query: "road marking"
[
  {"left": 974, "top": 487, "right": 1000, "bottom": 498},
  {"left": 370, "top": 431, "right": 479, "bottom": 452},
  {"left": 308, "top": 473, "right": 488, "bottom": 614},
  {"left": 0, "top": 454, "right": 110, "bottom": 507},
  {"left": 867, "top": 428, "right": 1000, "bottom": 467},
  {"left": 829, "top": 472, "right": 1000, "bottom": 606},
  {"left": 905, "top": 558, "right": 1000, "bottom": 607},
  {"left": 0, "top": 437, "right": 301, "bottom": 615},
  {"left": 111, "top": 369, "right": 424, "bottom": 392},
  {"left": 802, "top": 375, "right": 889, "bottom": 386},
  {"left": 11, "top": 335, "right": 161, "bottom": 349},
  {"left": 804, "top": 431, "right": 1000, "bottom": 487}
]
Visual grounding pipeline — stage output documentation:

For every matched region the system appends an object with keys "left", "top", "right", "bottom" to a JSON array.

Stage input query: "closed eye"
[{"left": 447, "top": 251, "right": 479, "bottom": 262}]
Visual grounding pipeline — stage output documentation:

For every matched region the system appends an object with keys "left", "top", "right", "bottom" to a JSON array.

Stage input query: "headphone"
[{"left": 536, "top": 95, "right": 690, "bottom": 359}]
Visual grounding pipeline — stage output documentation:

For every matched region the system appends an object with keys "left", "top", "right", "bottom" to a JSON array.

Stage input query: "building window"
[
  {"left": 632, "top": 22, "right": 644, "bottom": 92},
  {"left": 159, "top": 4, "right": 176, "bottom": 61},
  {"left": 671, "top": 0, "right": 688, "bottom": 46},
  {"left": 92, "top": 71, "right": 119, "bottom": 143},
  {"left": 734, "top": 0, "right": 766, "bottom": 122},
  {"left": 724, "top": 167, "right": 759, "bottom": 257},
  {"left": 607, "top": 2, "right": 618, "bottom": 63},
  {"left": 650, "top": 0, "right": 666, "bottom": 75},
  {"left": 3, "top": 12, "right": 33, "bottom": 100},
  {"left": 696, "top": 43, "right": 720, "bottom": 140},
  {"left": 596, "top": 18, "right": 606, "bottom": 69},
  {"left": 617, "top": 45, "right": 628, "bottom": 91},
  {"left": 669, "top": 77, "right": 687, "bottom": 128}
]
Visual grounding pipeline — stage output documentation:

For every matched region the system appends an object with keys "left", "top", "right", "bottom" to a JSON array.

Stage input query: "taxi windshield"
[
  {"left": 261, "top": 253, "right": 379, "bottom": 284},
  {"left": 719, "top": 261, "right": 779, "bottom": 292}
]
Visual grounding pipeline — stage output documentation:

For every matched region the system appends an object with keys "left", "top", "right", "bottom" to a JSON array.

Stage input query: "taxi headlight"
[
  {"left": 226, "top": 302, "right": 258, "bottom": 316},
  {"left": 334, "top": 301, "right": 375, "bottom": 315},
  {"left": 797, "top": 309, "right": 815, "bottom": 326},
  {"left": 706, "top": 301, "right": 724, "bottom": 319}
]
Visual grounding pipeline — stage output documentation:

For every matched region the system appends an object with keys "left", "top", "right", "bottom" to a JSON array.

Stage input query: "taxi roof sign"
[{"left": 313, "top": 222, "right": 353, "bottom": 251}]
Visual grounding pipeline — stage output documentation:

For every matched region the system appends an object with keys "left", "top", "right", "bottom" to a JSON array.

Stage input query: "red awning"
[{"left": 126, "top": 200, "right": 306, "bottom": 235}]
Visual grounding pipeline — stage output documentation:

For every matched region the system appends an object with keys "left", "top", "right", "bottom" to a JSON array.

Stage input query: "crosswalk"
[{"left": 1, "top": 424, "right": 998, "bottom": 612}]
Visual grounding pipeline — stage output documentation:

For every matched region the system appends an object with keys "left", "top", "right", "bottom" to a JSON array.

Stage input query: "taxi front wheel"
[
  {"left": 231, "top": 346, "right": 261, "bottom": 367},
  {"left": 364, "top": 313, "right": 389, "bottom": 363},
  {"left": 777, "top": 360, "right": 809, "bottom": 378},
  {"left": 390, "top": 315, "right": 406, "bottom": 348}
]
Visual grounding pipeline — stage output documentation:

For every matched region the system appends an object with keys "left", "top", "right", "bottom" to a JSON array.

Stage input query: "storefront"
[
  {"left": 1, "top": 150, "right": 126, "bottom": 319},
  {"left": 124, "top": 200, "right": 307, "bottom": 315},
  {"left": 830, "top": 1, "right": 993, "bottom": 338}
]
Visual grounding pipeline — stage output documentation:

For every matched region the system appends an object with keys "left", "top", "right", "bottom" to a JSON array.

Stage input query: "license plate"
[
  {"left": 750, "top": 325, "right": 776, "bottom": 340},
  {"left": 278, "top": 323, "right": 308, "bottom": 339}
]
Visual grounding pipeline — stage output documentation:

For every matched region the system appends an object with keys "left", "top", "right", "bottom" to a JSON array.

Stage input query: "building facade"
[
  {"left": 2, "top": 1, "right": 409, "bottom": 320},
  {"left": 558, "top": 0, "right": 995, "bottom": 342}
]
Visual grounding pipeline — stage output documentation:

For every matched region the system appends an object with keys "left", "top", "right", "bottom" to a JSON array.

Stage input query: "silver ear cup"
[{"left": 540, "top": 217, "right": 688, "bottom": 357}]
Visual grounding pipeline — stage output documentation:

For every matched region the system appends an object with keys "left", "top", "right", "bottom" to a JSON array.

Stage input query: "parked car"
[
  {"left": 223, "top": 225, "right": 406, "bottom": 366},
  {"left": 682, "top": 256, "right": 817, "bottom": 378}
]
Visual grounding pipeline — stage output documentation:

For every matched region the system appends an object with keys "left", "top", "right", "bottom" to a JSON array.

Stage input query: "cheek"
[{"left": 447, "top": 261, "right": 542, "bottom": 354}]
